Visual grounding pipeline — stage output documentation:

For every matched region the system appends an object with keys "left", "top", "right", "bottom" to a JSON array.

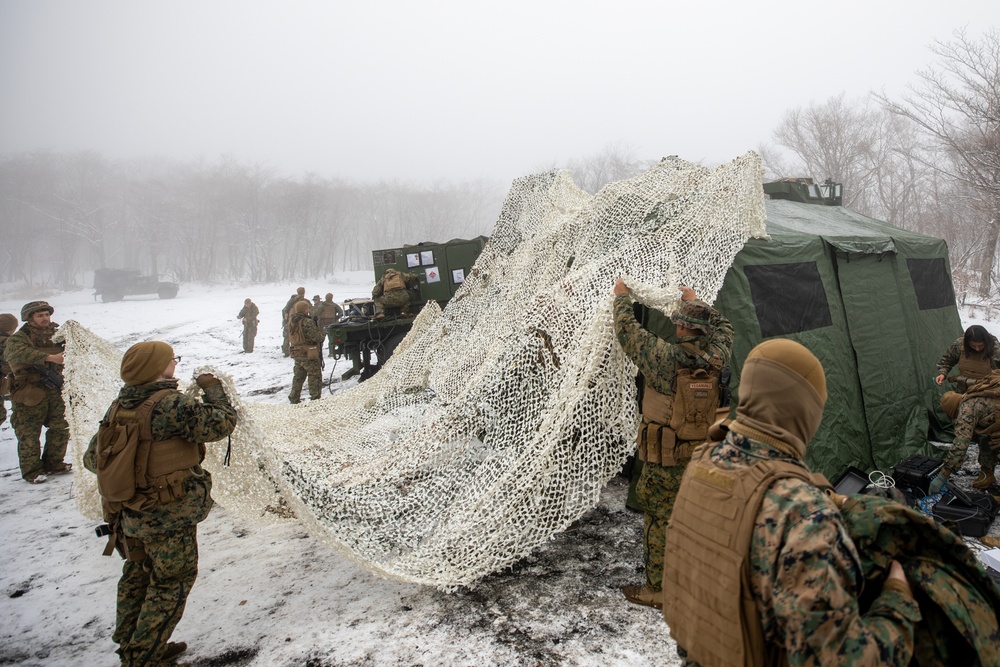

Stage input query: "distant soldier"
[
  {"left": 312, "top": 294, "right": 322, "bottom": 310},
  {"left": 311, "top": 293, "right": 344, "bottom": 342},
  {"left": 288, "top": 300, "right": 324, "bottom": 403},
  {"left": 236, "top": 298, "right": 260, "bottom": 353},
  {"left": 281, "top": 287, "right": 308, "bottom": 357},
  {"left": 0, "top": 312, "right": 18, "bottom": 424},
  {"left": 372, "top": 268, "right": 418, "bottom": 320},
  {"left": 83, "top": 342, "right": 237, "bottom": 666},
  {"left": 4, "top": 301, "right": 71, "bottom": 483}
]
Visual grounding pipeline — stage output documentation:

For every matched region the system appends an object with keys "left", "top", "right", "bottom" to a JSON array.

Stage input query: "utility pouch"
[
  {"left": 671, "top": 368, "right": 720, "bottom": 442},
  {"left": 289, "top": 345, "right": 307, "bottom": 361},
  {"left": 102, "top": 522, "right": 147, "bottom": 562},
  {"left": 96, "top": 418, "right": 141, "bottom": 503},
  {"left": 10, "top": 378, "right": 44, "bottom": 407},
  {"left": 306, "top": 346, "right": 320, "bottom": 361}
]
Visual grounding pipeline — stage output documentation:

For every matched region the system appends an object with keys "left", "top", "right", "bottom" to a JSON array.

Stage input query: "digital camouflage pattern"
[
  {"left": 4, "top": 322, "right": 68, "bottom": 480},
  {"left": 288, "top": 313, "right": 324, "bottom": 402},
  {"left": 680, "top": 431, "right": 921, "bottom": 666},
  {"left": 372, "top": 270, "right": 418, "bottom": 316},
  {"left": 936, "top": 334, "right": 1000, "bottom": 379},
  {"left": 83, "top": 378, "right": 237, "bottom": 667},
  {"left": 943, "top": 394, "right": 998, "bottom": 477},
  {"left": 237, "top": 301, "right": 259, "bottom": 353},
  {"left": 840, "top": 494, "right": 1000, "bottom": 665},
  {"left": 634, "top": 461, "right": 684, "bottom": 589},
  {"left": 614, "top": 293, "right": 733, "bottom": 592}
]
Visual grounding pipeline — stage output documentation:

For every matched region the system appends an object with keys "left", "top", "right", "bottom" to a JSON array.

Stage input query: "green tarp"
[{"left": 712, "top": 199, "right": 963, "bottom": 480}]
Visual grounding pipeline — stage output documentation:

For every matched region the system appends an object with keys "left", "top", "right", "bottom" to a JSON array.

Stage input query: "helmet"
[{"left": 21, "top": 300, "right": 54, "bottom": 322}]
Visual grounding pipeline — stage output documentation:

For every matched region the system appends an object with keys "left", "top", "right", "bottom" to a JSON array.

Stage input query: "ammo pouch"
[
  {"left": 306, "top": 345, "right": 320, "bottom": 361},
  {"left": 637, "top": 418, "right": 694, "bottom": 467},
  {"left": 670, "top": 368, "right": 720, "bottom": 442},
  {"left": 9, "top": 374, "right": 45, "bottom": 406},
  {"left": 289, "top": 344, "right": 308, "bottom": 361}
]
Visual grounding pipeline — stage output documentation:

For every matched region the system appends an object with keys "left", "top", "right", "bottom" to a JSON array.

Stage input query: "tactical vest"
[
  {"left": 956, "top": 352, "right": 992, "bottom": 393},
  {"left": 384, "top": 271, "right": 406, "bottom": 291},
  {"left": 288, "top": 315, "right": 320, "bottom": 360},
  {"left": 96, "top": 388, "right": 204, "bottom": 520},
  {"left": 662, "top": 442, "right": 828, "bottom": 667},
  {"left": 637, "top": 342, "right": 722, "bottom": 466},
  {"left": 317, "top": 303, "right": 340, "bottom": 328}
]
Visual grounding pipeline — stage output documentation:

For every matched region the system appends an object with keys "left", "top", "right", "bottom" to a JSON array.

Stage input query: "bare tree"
[{"left": 877, "top": 28, "right": 1000, "bottom": 296}]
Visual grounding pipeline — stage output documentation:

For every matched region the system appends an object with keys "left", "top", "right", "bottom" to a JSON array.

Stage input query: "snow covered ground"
[{"left": 0, "top": 278, "right": 679, "bottom": 667}]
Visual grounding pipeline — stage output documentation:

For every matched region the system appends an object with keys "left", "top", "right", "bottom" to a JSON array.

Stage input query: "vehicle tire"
[
  {"left": 101, "top": 290, "right": 124, "bottom": 303},
  {"left": 157, "top": 283, "right": 179, "bottom": 299}
]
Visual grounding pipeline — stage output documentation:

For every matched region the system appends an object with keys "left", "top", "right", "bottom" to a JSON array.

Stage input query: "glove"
[
  {"left": 195, "top": 374, "right": 221, "bottom": 389},
  {"left": 928, "top": 473, "right": 948, "bottom": 495}
]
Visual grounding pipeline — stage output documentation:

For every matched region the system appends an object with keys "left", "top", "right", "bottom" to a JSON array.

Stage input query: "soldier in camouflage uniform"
[
  {"left": 311, "top": 292, "right": 344, "bottom": 344},
  {"left": 372, "top": 268, "right": 418, "bottom": 319},
  {"left": 4, "top": 301, "right": 71, "bottom": 483},
  {"left": 934, "top": 325, "right": 1000, "bottom": 487},
  {"left": 0, "top": 312, "right": 18, "bottom": 425},
  {"left": 663, "top": 339, "right": 919, "bottom": 665},
  {"left": 236, "top": 298, "right": 259, "bottom": 353},
  {"left": 288, "top": 300, "right": 324, "bottom": 403},
  {"left": 281, "top": 287, "right": 308, "bottom": 357},
  {"left": 929, "top": 369, "right": 1000, "bottom": 493},
  {"left": 613, "top": 279, "right": 733, "bottom": 609},
  {"left": 83, "top": 341, "right": 237, "bottom": 667}
]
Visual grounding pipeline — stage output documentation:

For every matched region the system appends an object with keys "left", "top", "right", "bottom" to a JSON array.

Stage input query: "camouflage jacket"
[
  {"left": 613, "top": 294, "right": 733, "bottom": 396},
  {"left": 702, "top": 431, "right": 920, "bottom": 665},
  {"left": 237, "top": 303, "right": 259, "bottom": 324},
  {"left": 282, "top": 295, "right": 306, "bottom": 321},
  {"left": 935, "top": 335, "right": 1000, "bottom": 377},
  {"left": 289, "top": 313, "right": 323, "bottom": 346},
  {"left": 84, "top": 379, "right": 238, "bottom": 534},
  {"left": 840, "top": 495, "right": 1000, "bottom": 664},
  {"left": 0, "top": 331, "right": 10, "bottom": 376},
  {"left": 941, "top": 394, "right": 997, "bottom": 476},
  {"left": 3, "top": 323, "right": 64, "bottom": 379},
  {"left": 372, "top": 270, "right": 418, "bottom": 298}
]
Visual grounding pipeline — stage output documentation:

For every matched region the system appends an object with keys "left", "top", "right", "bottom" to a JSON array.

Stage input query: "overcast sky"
[{"left": 1, "top": 1, "right": 998, "bottom": 185}]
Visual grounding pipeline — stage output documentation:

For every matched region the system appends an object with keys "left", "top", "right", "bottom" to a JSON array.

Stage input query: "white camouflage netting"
[{"left": 64, "top": 153, "right": 767, "bottom": 588}]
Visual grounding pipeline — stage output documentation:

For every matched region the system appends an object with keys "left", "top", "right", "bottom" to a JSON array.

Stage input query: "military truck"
[
  {"left": 93, "top": 268, "right": 180, "bottom": 302},
  {"left": 327, "top": 236, "right": 488, "bottom": 382}
]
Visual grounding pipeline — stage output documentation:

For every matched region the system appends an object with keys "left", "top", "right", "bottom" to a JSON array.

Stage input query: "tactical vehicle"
[
  {"left": 327, "top": 236, "right": 488, "bottom": 382},
  {"left": 93, "top": 268, "right": 180, "bottom": 302}
]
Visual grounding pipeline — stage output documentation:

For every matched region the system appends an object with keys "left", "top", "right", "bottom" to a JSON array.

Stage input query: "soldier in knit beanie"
[
  {"left": 120, "top": 341, "right": 175, "bottom": 386},
  {"left": 0, "top": 313, "right": 17, "bottom": 333}
]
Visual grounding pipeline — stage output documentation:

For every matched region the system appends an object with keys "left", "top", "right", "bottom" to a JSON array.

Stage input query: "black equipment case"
[
  {"left": 932, "top": 485, "right": 1000, "bottom": 538},
  {"left": 892, "top": 455, "right": 943, "bottom": 499}
]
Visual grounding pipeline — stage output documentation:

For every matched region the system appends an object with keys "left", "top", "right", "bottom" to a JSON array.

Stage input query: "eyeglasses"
[{"left": 173, "top": 356, "right": 182, "bottom": 363}]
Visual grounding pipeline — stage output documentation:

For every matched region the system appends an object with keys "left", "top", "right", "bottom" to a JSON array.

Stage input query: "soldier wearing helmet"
[
  {"left": 3, "top": 301, "right": 71, "bottom": 483},
  {"left": 613, "top": 280, "right": 734, "bottom": 610}
]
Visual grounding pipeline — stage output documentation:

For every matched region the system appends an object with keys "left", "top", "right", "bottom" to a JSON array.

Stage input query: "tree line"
[
  {"left": 3, "top": 29, "right": 997, "bottom": 298},
  {"left": 0, "top": 153, "right": 504, "bottom": 288}
]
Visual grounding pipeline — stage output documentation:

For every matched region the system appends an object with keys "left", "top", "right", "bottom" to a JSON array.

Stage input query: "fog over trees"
[
  {"left": 761, "top": 28, "right": 1000, "bottom": 300},
  {"left": 3, "top": 30, "right": 998, "bottom": 297},
  {"left": 0, "top": 152, "right": 505, "bottom": 288}
]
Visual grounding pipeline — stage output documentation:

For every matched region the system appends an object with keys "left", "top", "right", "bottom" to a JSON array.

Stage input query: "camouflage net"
[{"left": 65, "top": 153, "right": 767, "bottom": 588}]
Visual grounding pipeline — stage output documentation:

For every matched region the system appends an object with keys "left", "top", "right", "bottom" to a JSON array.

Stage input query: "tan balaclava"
[
  {"left": 729, "top": 339, "right": 827, "bottom": 459},
  {"left": 120, "top": 341, "right": 174, "bottom": 386},
  {"left": 293, "top": 300, "right": 311, "bottom": 315},
  {"left": 0, "top": 313, "right": 17, "bottom": 333}
]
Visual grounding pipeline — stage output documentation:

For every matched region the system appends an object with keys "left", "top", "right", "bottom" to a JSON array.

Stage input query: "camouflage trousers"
[
  {"left": 374, "top": 290, "right": 411, "bottom": 316},
  {"left": 11, "top": 388, "right": 68, "bottom": 480},
  {"left": 114, "top": 525, "right": 199, "bottom": 667},
  {"left": 242, "top": 324, "right": 257, "bottom": 353},
  {"left": 289, "top": 358, "right": 322, "bottom": 402},
  {"left": 635, "top": 459, "right": 686, "bottom": 591}
]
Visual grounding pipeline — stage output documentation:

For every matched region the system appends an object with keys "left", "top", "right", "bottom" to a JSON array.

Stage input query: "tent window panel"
[
  {"left": 744, "top": 262, "right": 833, "bottom": 337},
  {"left": 906, "top": 257, "right": 956, "bottom": 310}
]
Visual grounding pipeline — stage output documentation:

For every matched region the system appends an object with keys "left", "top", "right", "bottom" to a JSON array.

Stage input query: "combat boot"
[
  {"left": 45, "top": 461, "right": 72, "bottom": 475},
  {"left": 621, "top": 585, "right": 663, "bottom": 610},
  {"left": 161, "top": 641, "right": 187, "bottom": 662},
  {"left": 973, "top": 469, "right": 996, "bottom": 490}
]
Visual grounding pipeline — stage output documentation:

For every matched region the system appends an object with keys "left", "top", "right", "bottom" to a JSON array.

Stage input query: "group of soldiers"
[{"left": 613, "top": 280, "right": 997, "bottom": 665}]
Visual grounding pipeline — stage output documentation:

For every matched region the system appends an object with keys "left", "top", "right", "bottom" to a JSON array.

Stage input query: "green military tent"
[{"left": 709, "top": 197, "right": 963, "bottom": 480}]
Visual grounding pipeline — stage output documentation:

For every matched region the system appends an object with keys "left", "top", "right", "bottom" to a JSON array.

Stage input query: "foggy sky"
[{"left": 2, "top": 0, "right": 998, "bottom": 185}]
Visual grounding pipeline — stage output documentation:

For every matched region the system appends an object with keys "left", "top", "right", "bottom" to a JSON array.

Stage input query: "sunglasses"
[{"left": 173, "top": 356, "right": 182, "bottom": 363}]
